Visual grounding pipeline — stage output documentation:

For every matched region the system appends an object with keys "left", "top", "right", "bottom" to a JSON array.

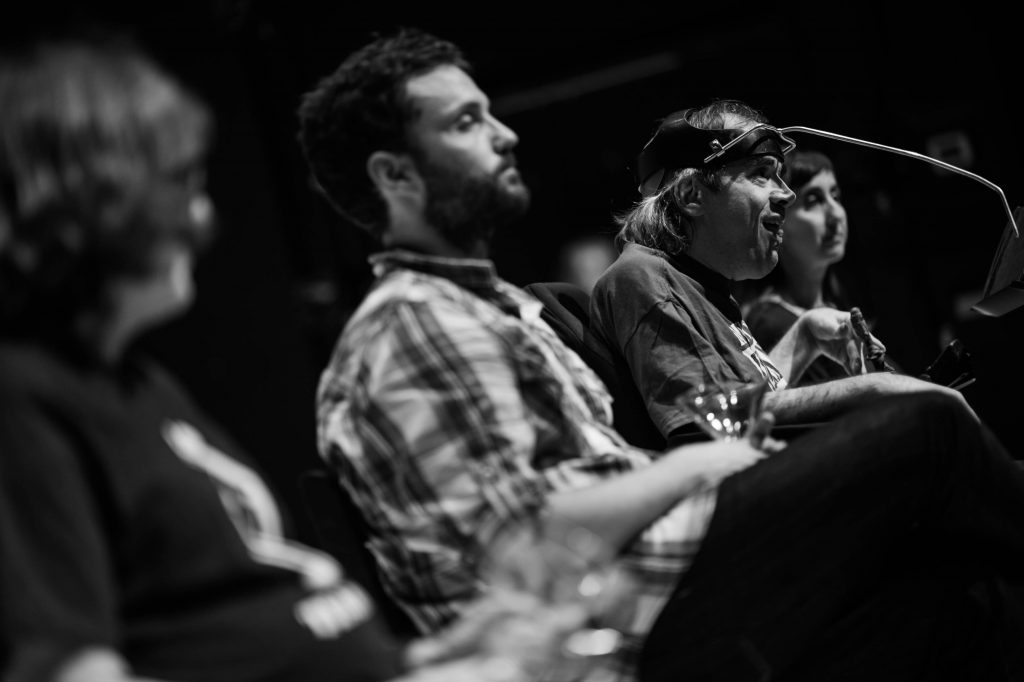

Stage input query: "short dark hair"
[
  {"left": 296, "top": 28, "right": 468, "bottom": 237},
  {"left": 782, "top": 149, "right": 834, "bottom": 194},
  {"left": 0, "top": 37, "right": 212, "bottom": 340},
  {"left": 616, "top": 99, "right": 768, "bottom": 256}
]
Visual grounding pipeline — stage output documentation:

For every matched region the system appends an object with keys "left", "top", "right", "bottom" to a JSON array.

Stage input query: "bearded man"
[{"left": 297, "top": 28, "right": 1024, "bottom": 682}]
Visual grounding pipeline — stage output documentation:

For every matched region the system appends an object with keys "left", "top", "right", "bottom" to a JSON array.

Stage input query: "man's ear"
[
  {"left": 674, "top": 173, "right": 705, "bottom": 218},
  {"left": 366, "top": 151, "right": 423, "bottom": 199}
]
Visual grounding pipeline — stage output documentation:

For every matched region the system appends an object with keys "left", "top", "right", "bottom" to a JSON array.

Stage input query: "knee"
[
  {"left": 900, "top": 390, "right": 970, "bottom": 422},
  {"left": 886, "top": 390, "right": 981, "bottom": 454},
  {"left": 858, "top": 391, "right": 974, "bottom": 452},
  {"left": 872, "top": 385, "right": 966, "bottom": 421}
]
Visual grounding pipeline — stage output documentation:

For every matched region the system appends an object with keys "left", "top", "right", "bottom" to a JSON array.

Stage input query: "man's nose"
[
  {"left": 489, "top": 113, "right": 519, "bottom": 152},
  {"left": 773, "top": 180, "right": 796, "bottom": 208}
]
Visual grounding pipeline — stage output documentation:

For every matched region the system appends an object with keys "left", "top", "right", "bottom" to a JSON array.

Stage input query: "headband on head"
[{"left": 635, "top": 109, "right": 797, "bottom": 196}]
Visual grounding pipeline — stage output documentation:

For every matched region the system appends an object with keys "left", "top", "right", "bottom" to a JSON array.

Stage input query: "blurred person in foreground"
[{"left": 0, "top": 37, "right": 594, "bottom": 682}]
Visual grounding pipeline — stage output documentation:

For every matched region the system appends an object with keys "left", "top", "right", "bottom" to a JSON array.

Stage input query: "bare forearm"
[
  {"left": 545, "top": 441, "right": 762, "bottom": 552},
  {"left": 764, "top": 372, "right": 973, "bottom": 424},
  {"left": 545, "top": 468, "right": 701, "bottom": 552}
]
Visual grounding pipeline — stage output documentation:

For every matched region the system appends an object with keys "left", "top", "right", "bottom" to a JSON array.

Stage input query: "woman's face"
[{"left": 780, "top": 169, "right": 847, "bottom": 274}]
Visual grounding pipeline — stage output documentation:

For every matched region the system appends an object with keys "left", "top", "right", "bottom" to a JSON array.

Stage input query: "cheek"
[
  {"left": 147, "top": 246, "right": 195, "bottom": 306},
  {"left": 446, "top": 138, "right": 495, "bottom": 173},
  {"left": 168, "top": 251, "right": 195, "bottom": 301},
  {"left": 787, "top": 214, "right": 825, "bottom": 243}
]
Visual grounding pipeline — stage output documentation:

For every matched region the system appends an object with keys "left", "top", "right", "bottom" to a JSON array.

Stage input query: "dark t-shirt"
[
  {"left": 589, "top": 244, "right": 785, "bottom": 441},
  {"left": 0, "top": 342, "right": 406, "bottom": 682}
]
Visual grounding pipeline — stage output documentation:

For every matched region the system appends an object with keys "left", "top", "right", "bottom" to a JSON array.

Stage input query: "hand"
[
  {"left": 405, "top": 588, "right": 567, "bottom": 668},
  {"left": 864, "top": 331, "right": 887, "bottom": 359},
  {"left": 666, "top": 435, "right": 770, "bottom": 490},
  {"left": 798, "top": 308, "right": 865, "bottom": 374},
  {"left": 746, "top": 411, "right": 787, "bottom": 454},
  {"left": 477, "top": 590, "right": 592, "bottom": 680},
  {"left": 408, "top": 528, "right": 626, "bottom": 681},
  {"left": 402, "top": 603, "right": 593, "bottom": 682},
  {"left": 403, "top": 588, "right": 596, "bottom": 681}
]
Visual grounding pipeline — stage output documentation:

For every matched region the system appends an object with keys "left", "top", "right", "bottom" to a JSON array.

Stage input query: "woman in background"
[{"left": 742, "top": 149, "right": 893, "bottom": 385}]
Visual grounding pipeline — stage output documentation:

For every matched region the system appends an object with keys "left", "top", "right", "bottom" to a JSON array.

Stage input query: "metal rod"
[{"left": 780, "top": 125, "right": 1019, "bottom": 238}]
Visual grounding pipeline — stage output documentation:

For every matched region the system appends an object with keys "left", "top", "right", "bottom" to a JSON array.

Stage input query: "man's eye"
[{"left": 455, "top": 113, "right": 480, "bottom": 130}]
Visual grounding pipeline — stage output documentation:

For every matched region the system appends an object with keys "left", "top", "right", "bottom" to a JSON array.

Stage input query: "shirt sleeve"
[
  {"left": 620, "top": 299, "right": 748, "bottom": 439},
  {"left": 590, "top": 258, "right": 752, "bottom": 440},
  {"left": 0, "top": 393, "right": 119, "bottom": 678},
  {"left": 317, "top": 298, "right": 550, "bottom": 627}
]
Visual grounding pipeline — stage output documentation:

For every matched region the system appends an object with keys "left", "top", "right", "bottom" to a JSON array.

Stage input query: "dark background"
[{"left": 6, "top": 1, "right": 1022, "bottom": 542}]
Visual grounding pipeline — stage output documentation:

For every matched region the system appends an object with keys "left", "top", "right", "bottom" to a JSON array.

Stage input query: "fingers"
[
  {"left": 746, "top": 411, "right": 775, "bottom": 450},
  {"left": 805, "top": 308, "right": 851, "bottom": 338},
  {"left": 836, "top": 312, "right": 853, "bottom": 337},
  {"left": 847, "top": 338, "right": 866, "bottom": 375}
]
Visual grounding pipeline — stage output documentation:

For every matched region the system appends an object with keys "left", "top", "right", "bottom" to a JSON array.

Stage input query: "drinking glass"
[
  {"left": 677, "top": 378, "right": 769, "bottom": 441},
  {"left": 476, "top": 517, "right": 640, "bottom": 680}
]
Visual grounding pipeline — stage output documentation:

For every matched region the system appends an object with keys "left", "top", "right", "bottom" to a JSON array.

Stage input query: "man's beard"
[{"left": 418, "top": 156, "right": 530, "bottom": 252}]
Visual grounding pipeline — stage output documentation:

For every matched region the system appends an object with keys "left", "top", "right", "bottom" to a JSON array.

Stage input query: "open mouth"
[
  {"left": 761, "top": 221, "right": 784, "bottom": 249},
  {"left": 762, "top": 217, "right": 784, "bottom": 237}
]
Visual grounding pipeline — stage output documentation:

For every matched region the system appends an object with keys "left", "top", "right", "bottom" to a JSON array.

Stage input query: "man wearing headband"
[
  {"left": 301, "top": 33, "right": 1024, "bottom": 680},
  {"left": 590, "top": 99, "right": 972, "bottom": 444}
]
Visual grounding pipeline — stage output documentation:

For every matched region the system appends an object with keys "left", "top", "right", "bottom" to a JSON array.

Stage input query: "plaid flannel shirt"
[{"left": 316, "top": 250, "right": 718, "bottom": 681}]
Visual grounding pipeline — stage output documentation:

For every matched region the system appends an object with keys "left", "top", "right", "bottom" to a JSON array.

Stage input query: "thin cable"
[{"left": 780, "top": 126, "right": 1019, "bottom": 238}]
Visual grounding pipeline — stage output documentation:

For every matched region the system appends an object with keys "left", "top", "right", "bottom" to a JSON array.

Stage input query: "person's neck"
[
  {"left": 74, "top": 310, "right": 128, "bottom": 367},
  {"left": 384, "top": 219, "right": 488, "bottom": 259},
  {"left": 778, "top": 263, "right": 829, "bottom": 309},
  {"left": 684, "top": 245, "right": 738, "bottom": 282}
]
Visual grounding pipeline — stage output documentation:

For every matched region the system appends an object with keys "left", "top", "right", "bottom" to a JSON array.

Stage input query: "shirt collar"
[
  {"left": 664, "top": 250, "right": 743, "bottom": 324},
  {"left": 369, "top": 249, "right": 500, "bottom": 293}
]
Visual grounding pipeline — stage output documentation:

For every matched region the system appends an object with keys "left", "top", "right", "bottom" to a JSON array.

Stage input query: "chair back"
[
  {"left": 524, "top": 281, "right": 670, "bottom": 450},
  {"left": 297, "top": 468, "right": 419, "bottom": 637}
]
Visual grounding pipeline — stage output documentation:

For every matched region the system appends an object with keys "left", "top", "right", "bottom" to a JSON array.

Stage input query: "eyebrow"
[
  {"left": 453, "top": 99, "right": 484, "bottom": 116},
  {"left": 748, "top": 155, "right": 782, "bottom": 172}
]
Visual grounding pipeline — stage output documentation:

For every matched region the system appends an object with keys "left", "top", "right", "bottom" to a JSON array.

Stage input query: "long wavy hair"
[{"left": 0, "top": 38, "right": 213, "bottom": 344}]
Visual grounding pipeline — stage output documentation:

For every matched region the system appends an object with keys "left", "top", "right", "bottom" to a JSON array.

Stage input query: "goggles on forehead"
[
  {"left": 703, "top": 123, "right": 797, "bottom": 165},
  {"left": 635, "top": 113, "right": 1019, "bottom": 242},
  {"left": 635, "top": 110, "right": 797, "bottom": 197}
]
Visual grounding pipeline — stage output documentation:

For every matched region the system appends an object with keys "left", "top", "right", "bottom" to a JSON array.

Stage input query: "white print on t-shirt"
[
  {"left": 161, "top": 420, "right": 341, "bottom": 592},
  {"left": 162, "top": 420, "right": 378, "bottom": 639},
  {"left": 729, "top": 322, "right": 787, "bottom": 390},
  {"left": 294, "top": 583, "right": 374, "bottom": 640}
]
